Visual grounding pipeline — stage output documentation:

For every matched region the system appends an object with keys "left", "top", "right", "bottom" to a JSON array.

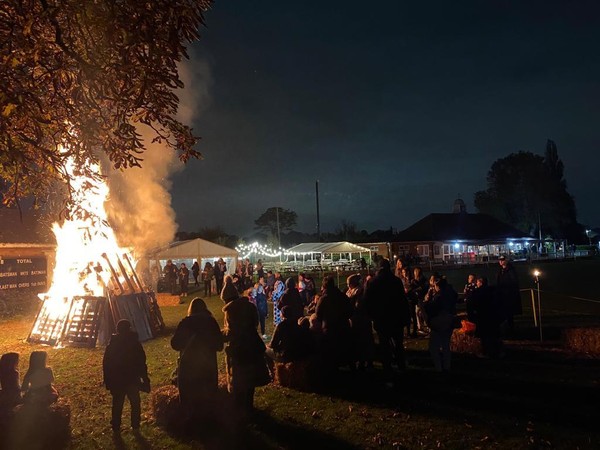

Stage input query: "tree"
[
  {"left": 254, "top": 207, "right": 298, "bottom": 241},
  {"left": 334, "top": 220, "right": 360, "bottom": 241},
  {"left": 474, "top": 141, "right": 582, "bottom": 240},
  {"left": 0, "top": 0, "right": 211, "bottom": 214}
]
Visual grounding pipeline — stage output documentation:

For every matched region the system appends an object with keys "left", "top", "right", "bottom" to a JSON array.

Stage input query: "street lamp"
[
  {"left": 533, "top": 269, "right": 543, "bottom": 342},
  {"left": 586, "top": 229, "right": 592, "bottom": 246}
]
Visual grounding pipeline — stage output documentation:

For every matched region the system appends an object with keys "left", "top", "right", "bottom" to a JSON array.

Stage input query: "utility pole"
[
  {"left": 538, "top": 212, "right": 542, "bottom": 253},
  {"left": 316, "top": 180, "right": 321, "bottom": 241},
  {"left": 276, "top": 207, "right": 281, "bottom": 248}
]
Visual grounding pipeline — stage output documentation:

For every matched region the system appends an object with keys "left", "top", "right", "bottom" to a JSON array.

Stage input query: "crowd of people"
[
  {"left": 158, "top": 258, "right": 231, "bottom": 302},
  {"left": 0, "top": 255, "right": 522, "bottom": 436}
]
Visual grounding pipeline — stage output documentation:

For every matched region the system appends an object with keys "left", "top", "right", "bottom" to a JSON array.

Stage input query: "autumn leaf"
[{"left": 2, "top": 104, "right": 17, "bottom": 117}]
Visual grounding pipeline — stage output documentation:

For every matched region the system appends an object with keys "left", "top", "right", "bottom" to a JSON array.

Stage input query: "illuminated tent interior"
[
  {"left": 151, "top": 238, "right": 238, "bottom": 275},
  {"left": 283, "top": 241, "right": 371, "bottom": 269}
]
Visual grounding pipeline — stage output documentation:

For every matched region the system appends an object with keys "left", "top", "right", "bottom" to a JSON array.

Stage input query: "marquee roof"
[
  {"left": 286, "top": 241, "right": 370, "bottom": 255},
  {"left": 152, "top": 238, "right": 238, "bottom": 260}
]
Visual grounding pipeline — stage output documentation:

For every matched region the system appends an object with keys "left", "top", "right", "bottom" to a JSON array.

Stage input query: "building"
[
  {"left": 0, "top": 209, "right": 55, "bottom": 302},
  {"left": 393, "top": 199, "right": 535, "bottom": 264}
]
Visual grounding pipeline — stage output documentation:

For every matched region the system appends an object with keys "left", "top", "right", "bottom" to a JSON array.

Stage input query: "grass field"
[{"left": 1, "top": 259, "right": 599, "bottom": 449}]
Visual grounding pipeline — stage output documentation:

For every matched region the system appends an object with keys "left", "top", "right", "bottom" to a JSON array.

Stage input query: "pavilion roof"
[{"left": 395, "top": 213, "right": 533, "bottom": 243}]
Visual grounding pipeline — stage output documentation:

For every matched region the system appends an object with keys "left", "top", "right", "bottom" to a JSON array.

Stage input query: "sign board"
[{"left": 0, "top": 257, "right": 48, "bottom": 292}]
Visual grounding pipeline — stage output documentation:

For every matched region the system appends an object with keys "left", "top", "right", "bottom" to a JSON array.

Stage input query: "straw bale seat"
[
  {"left": 151, "top": 384, "right": 235, "bottom": 435},
  {"left": 274, "top": 358, "right": 318, "bottom": 391},
  {"left": 151, "top": 384, "right": 182, "bottom": 428},
  {"left": 4, "top": 398, "right": 70, "bottom": 449},
  {"left": 450, "top": 329, "right": 482, "bottom": 355},
  {"left": 155, "top": 293, "right": 182, "bottom": 307},
  {"left": 563, "top": 327, "right": 600, "bottom": 356}
]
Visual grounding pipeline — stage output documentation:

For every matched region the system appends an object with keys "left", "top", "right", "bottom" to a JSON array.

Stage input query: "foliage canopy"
[
  {"left": 254, "top": 207, "right": 298, "bottom": 238},
  {"left": 0, "top": 0, "right": 211, "bottom": 215},
  {"left": 474, "top": 140, "right": 582, "bottom": 240}
]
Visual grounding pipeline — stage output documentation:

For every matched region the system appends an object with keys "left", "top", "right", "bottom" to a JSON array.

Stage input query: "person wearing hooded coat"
[
  {"left": 171, "top": 298, "right": 224, "bottom": 421},
  {"left": 363, "top": 259, "right": 410, "bottom": 375},
  {"left": 315, "top": 275, "right": 354, "bottom": 370},
  {"left": 222, "top": 294, "right": 270, "bottom": 413},
  {"left": 103, "top": 320, "right": 149, "bottom": 432},
  {"left": 278, "top": 278, "right": 304, "bottom": 323},
  {"left": 221, "top": 274, "right": 239, "bottom": 304}
]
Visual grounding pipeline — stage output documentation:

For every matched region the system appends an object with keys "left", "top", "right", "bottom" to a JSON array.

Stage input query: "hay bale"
[
  {"left": 6, "top": 398, "right": 70, "bottom": 450},
  {"left": 150, "top": 384, "right": 181, "bottom": 428},
  {"left": 274, "top": 359, "right": 315, "bottom": 391},
  {"left": 155, "top": 293, "right": 181, "bottom": 307},
  {"left": 150, "top": 384, "right": 236, "bottom": 436},
  {"left": 563, "top": 328, "right": 600, "bottom": 355},
  {"left": 451, "top": 330, "right": 482, "bottom": 355}
]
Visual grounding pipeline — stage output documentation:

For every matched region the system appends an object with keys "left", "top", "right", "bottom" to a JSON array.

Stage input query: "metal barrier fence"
[{"left": 521, "top": 287, "right": 600, "bottom": 343}]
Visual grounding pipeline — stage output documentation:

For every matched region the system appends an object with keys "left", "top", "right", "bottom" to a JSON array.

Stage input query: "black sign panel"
[{"left": 0, "top": 257, "right": 48, "bottom": 291}]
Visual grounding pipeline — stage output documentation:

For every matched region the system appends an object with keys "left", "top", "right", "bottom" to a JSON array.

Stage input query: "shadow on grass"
[
  {"left": 157, "top": 411, "right": 360, "bottom": 450},
  {"left": 319, "top": 346, "right": 600, "bottom": 436},
  {"left": 242, "top": 409, "right": 361, "bottom": 450}
]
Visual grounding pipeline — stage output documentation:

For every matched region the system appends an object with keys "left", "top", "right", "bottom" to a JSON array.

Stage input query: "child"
[
  {"left": 21, "top": 351, "right": 58, "bottom": 405},
  {"left": 254, "top": 278, "right": 268, "bottom": 339},
  {"left": 103, "top": 319, "right": 149, "bottom": 432},
  {"left": 463, "top": 274, "right": 477, "bottom": 303},
  {"left": 266, "top": 306, "right": 302, "bottom": 363},
  {"left": 0, "top": 352, "right": 21, "bottom": 408}
]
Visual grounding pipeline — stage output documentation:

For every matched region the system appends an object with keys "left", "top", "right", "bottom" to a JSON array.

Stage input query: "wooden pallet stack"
[{"left": 28, "top": 253, "right": 165, "bottom": 348}]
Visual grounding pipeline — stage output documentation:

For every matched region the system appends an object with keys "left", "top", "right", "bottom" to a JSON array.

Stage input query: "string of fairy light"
[
  {"left": 235, "top": 242, "right": 327, "bottom": 260},
  {"left": 235, "top": 242, "right": 283, "bottom": 259},
  {"left": 235, "top": 242, "right": 370, "bottom": 260}
]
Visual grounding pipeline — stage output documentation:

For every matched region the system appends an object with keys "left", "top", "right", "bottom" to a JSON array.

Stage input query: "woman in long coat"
[
  {"left": 222, "top": 295, "right": 270, "bottom": 413},
  {"left": 171, "top": 298, "right": 223, "bottom": 420}
]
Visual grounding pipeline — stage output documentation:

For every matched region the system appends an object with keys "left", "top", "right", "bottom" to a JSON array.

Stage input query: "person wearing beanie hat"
[{"left": 103, "top": 319, "right": 149, "bottom": 433}]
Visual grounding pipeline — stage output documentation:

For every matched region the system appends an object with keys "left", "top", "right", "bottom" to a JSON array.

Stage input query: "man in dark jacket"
[
  {"left": 470, "top": 277, "right": 504, "bottom": 358},
  {"left": 364, "top": 259, "right": 410, "bottom": 375},
  {"left": 315, "top": 276, "right": 353, "bottom": 369},
  {"left": 163, "top": 259, "right": 177, "bottom": 295},
  {"left": 103, "top": 319, "right": 149, "bottom": 432},
  {"left": 214, "top": 258, "right": 227, "bottom": 295},
  {"left": 496, "top": 255, "right": 521, "bottom": 334}
]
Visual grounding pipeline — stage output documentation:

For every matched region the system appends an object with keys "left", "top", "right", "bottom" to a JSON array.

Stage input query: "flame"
[
  {"left": 46, "top": 158, "right": 124, "bottom": 300},
  {"left": 31, "top": 155, "right": 135, "bottom": 342}
]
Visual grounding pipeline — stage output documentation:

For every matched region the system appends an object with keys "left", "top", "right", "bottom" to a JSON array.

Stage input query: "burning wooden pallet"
[
  {"left": 28, "top": 295, "right": 106, "bottom": 347},
  {"left": 28, "top": 253, "right": 165, "bottom": 348}
]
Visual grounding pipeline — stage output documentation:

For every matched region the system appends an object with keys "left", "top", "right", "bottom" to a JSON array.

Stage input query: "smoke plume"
[{"left": 105, "top": 56, "right": 212, "bottom": 256}]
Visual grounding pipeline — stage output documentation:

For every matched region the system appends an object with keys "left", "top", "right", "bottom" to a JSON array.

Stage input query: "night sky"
[{"left": 170, "top": 0, "right": 600, "bottom": 238}]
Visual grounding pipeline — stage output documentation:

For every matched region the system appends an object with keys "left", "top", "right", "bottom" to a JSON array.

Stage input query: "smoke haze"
[{"left": 105, "top": 54, "right": 213, "bottom": 256}]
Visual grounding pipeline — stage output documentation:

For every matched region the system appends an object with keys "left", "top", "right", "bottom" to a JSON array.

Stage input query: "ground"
[{"left": 0, "top": 259, "right": 599, "bottom": 449}]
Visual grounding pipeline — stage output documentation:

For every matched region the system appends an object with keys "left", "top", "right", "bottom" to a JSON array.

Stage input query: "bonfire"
[{"left": 28, "top": 157, "right": 163, "bottom": 348}]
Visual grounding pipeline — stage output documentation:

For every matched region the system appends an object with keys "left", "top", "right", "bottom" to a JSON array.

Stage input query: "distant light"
[
  {"left": 533, "top": 270, "right": 541, "bottom": 277},
  {"left": 509, "top": 241, "right": 514, "bottom": 247},
  {"left": 454, "top": 243, "right": 460, "bottom": 249}
]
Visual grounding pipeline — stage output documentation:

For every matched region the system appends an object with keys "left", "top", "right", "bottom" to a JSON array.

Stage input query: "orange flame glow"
[{"left": 31, "top": 156, "right": 135, "bottom": 343}]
